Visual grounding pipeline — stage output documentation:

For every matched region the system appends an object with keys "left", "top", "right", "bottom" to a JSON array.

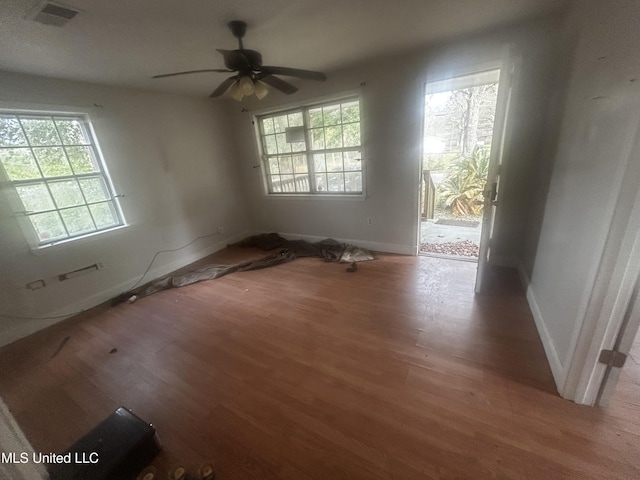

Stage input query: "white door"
[
  {"left": 597, "top": 280, "right": 640, "bottom": 405},
  {"left": 474, "top": 56, "right": 516, "bottom": 293}
]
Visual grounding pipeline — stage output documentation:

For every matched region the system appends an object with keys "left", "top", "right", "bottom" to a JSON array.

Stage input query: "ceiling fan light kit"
[
  {"left": 239, "top": 76, "right": 255, "bottom": 95},
  {"left": 153, "top": 20, "right": 327, "bottom": 100}
]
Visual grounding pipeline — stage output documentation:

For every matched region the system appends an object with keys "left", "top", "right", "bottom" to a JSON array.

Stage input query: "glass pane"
[
  {"left": 273, "top": 115, "right": 289, "bottom": 133},
  {"left": 0, "top": 116, "right": 28, "bottom": 146},
  {"left": 89, "top": 202, "right": 118, "bottom": 228},
  {"left": 261, "top": 117, "right": 275, "bottom": 135},
  {"left": 322, "top": 104, "right": 341, "bottom": 126},
  {"left": 313, "top": 154, "right": 326, "bottom": 172},
  {"left": 263, "top": 135, "right": 277, "bottom": 155},
  {"left": 268, "top": 157, "right": 279, "bottom": 174},
  {"left": 79, "top": 177, "right": 109, "bottom": 202},
  {"left": 0, "top": 148, "right": 41, "bottom": 180},
  {"left": 344, "top": 150, "right": 362, "bottom": 171},
  {"left": 279, "top": 174, "right": 294, "bottom": 192},
  {"left": 291, "top": 138, "right": 306, "bottom": 153},
  {"left": 310, "top": 128, "right": 324, "bottom": 150},
  {"left": 343, "top": 122, "right": 361, "bottom": 147},
  {"left": 341, "top": 101, "right": 360, "bottom": 123},
  {"left": 270, "top": 175, "right": 282, "bottom": 192},
  {"left": 15, "top": 184, "right": 55, "bottom": 213},
  {"left": 294, "top": 175, "right": 310, "bottom": 192},
  {"left": 293, "top": 155, "right": 308, "bottom": 173},
  {"left": 66, "top": 146, "right": 97, "bottom": 174},
  {"left": 315, "top": 174, "right": 327, "bottom": 192},
  {"left": 21, "top": 118, "right": 61, "bottom": 146},
  {"left": 29, "top": 211, "right": 67, "bottom": 242},
  {"left": 287, "top": 112, "right": 303, "bottom": 127},
  {"left": 325, "top": 126, "right": 343, "bottom": 149},
  {"left": 327, "top": 173, "right": 345, "bottom": 192},
  {"left": 49, "top": 180, "right": 84, "bottom": 208},
  {"left": 275, "top": 133, "right": 291, "bottom": 153},
  {"left": 33, "top": 147, "right": 72, "bottom": 177},
  {"left": 345, "top": 172, "right": 362, "bottom": 192},
  {"left": 54, "top": 118, "right": 88, "bottom": 145},
  {"left": 326, "top": 152, "right": 344, "bottom": 172},
  {"left": 278, "top": 156, "right": 293, "bottom": 174},
  {"left": 60, "top": 206, "right": 95, "bottom": 235},
  {"left": 309, "top": 108, "right": 323, "bottom": 128}
]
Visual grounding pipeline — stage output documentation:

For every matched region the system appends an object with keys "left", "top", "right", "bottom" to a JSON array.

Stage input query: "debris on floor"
[
  {"left": 234, "top": 233, "right": 375, "bottom": 263},
  {"left": 48, "top": 335, "right": 70, "bottom": 361},
  {"left": 420, "top": 240, "right": 479, "bottom": 257},
  {"left": 114, "top": 234, "right": 374, "bottom": 303}
]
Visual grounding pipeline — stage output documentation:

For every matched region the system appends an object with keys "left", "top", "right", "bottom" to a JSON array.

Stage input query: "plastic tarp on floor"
[{"left": 123, "top": 233, "right": 375, "bottom": 300}]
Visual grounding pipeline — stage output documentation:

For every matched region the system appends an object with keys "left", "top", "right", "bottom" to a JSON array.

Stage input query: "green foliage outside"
[
  {"left": 438, "top": 147, "right": 490, "bottom": 217},
  {"left": 0, "top": 115, "right": 119, "bottom": 242},
  {"left": 261, "top": 100, "right": 362, "bottom": 193},
  {"left": 423, "top": 80, "right": 498, "bottom": 218}
]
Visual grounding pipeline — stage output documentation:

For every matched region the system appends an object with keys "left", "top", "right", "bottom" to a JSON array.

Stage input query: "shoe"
[
  {"left": 198, "top": 463, "right": 215, "bottom": 480},
  {"left": 136, "top": 466, "right": 157, "bottom": 480}
]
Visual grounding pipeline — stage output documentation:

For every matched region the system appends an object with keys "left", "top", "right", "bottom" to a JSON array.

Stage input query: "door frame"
[
  {"left": 416, "top": 61, "right": 504, "bottom": 253},
  {"left": 415, "top": 48, "right": 518, "bottom": 293},
  {"left": 562, "top": 114, "right": 640, "bottom": 405}
]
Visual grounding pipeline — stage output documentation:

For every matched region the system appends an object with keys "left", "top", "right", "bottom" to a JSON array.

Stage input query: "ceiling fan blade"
[
  {"left": 152, "top": 69, "right": 231, "bottom": 79},
  {"left": 260, "top": 66, "right": 326, "bottom": 81},
  {"left": 210, "top": 75, "right": 239, "bottom": 98},
  {"left": 259, "top": 75, "right": 298, "bottom": 95},
  {"left": 216, "top": 49, "right": 250, "bottom": 71}
]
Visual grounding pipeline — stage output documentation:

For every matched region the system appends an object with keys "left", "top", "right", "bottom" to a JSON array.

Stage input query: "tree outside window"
[{"left": 0, "top": 112, "right": 124, "bottom": 247}]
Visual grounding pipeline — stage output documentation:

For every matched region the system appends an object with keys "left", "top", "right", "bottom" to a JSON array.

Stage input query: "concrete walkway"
[{"left": 420, "top": 220, "right": 482, "bottom": 244}]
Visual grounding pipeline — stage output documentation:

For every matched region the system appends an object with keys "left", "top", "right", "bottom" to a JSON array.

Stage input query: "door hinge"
[{"left": 598, "top": 349, "right": 627, "bottom": 368}]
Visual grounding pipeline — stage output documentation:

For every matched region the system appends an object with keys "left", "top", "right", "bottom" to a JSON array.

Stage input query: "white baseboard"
[
  {"left": 517, "top": 261, "right": 565, "bottom": 390},
  {"left": 273, "top": 231, "right": 415, "bottom": 255},
  {"left": 0, "top": 230, "right": 251, "bottom": 348}
]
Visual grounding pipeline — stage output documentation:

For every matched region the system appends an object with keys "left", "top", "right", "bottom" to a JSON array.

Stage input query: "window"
[
  {"left": 257, "top": 97, "right": 362, "bottom": 195},
  {"left": 0, "top": 112, "right": 124, "bottom": 247}
]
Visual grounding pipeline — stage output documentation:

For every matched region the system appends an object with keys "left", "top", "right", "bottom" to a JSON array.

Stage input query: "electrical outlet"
[
  {"left": 367, "top": 218, "right": 373, "bottom": 225},
  {"left": 217, "top": 226, "right": 225, "bottom": 234}
]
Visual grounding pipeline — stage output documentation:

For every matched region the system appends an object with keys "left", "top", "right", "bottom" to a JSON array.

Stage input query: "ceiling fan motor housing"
[{"left": 228, "top": 20, "right": 247, "bottom": 39}]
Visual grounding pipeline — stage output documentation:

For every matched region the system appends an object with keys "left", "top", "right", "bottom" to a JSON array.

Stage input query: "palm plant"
[{"left": 438, "top": 147, "right": 490, "bottom": 216}]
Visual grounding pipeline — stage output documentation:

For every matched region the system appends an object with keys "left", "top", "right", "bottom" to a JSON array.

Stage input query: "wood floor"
[{"left": 0, "top": 248, "right": 639, "bottom": 479}]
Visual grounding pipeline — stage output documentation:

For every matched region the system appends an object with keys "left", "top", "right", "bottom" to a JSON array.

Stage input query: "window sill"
[
  {"left": 263, "top": 193, "right": 367, "bottom": 201},
  {"left": 29, "top": 224, "right": 128, "bottom": 256}
]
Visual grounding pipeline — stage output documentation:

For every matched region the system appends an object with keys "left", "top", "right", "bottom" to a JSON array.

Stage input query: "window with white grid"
[
  {"left": 0, "top": 112, "right": 124, "bottom": 247},
  {"left": 257, "top": 97, "right": 362, "bottom": 195}
]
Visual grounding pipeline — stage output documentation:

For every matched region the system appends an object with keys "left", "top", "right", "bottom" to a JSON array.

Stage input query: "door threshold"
[{"left": 419, "top": 251, "right": 478, "bottom": 263}]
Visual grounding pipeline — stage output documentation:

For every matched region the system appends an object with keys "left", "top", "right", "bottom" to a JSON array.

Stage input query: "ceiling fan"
[{"left": 152, "top": 20, "right": 327, "bottom": 100}]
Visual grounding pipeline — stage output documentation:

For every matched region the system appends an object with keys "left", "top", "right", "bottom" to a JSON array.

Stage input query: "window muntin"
[
  {"left": 0, "top": 112, "right": 124, "bottom": 246},
  {"left": 257, "top": 98, "right": 362, "bottom": 195}
]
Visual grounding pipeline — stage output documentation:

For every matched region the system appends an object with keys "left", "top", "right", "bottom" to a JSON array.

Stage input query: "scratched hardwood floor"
[{"left": 0, "top": 247, "right": 638, "bottom": 479}]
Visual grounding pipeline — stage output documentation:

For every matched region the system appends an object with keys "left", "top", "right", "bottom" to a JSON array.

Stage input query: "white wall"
[
  {"left": 228, "top": 15, "right": 565, "bottom": 259},
  {"left": 522, "top": 0, "right": 640, "bottom": 389},
  {"left": 0, "top": 72, "right": 250, "bottom": 346}
]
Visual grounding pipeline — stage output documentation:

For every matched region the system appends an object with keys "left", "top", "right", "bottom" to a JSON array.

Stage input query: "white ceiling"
[{"left": 1, "top": 0, "right": 568, "bottom": 96}]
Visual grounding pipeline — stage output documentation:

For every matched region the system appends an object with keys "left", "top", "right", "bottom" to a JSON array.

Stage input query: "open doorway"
[{"left": 420, "top": 69, "right": 500, "bottom": 262}]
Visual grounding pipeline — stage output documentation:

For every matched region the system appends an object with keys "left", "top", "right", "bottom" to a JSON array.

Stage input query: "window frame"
[
  {"left": 253, "top": 94, "right": 365, "bottom": 198},
  {"left": 0, "top": 108, "right": 126, "bottom": 249}
]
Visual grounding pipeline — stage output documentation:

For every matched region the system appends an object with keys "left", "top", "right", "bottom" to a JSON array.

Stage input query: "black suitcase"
[{"left": 48, "top": 407, "right": 161, "bottom": 480}]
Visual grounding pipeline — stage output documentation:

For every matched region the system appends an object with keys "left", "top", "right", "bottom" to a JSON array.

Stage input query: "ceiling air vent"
[{"left": 31, "top": 2, "right": 79, "bottom": 27}]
